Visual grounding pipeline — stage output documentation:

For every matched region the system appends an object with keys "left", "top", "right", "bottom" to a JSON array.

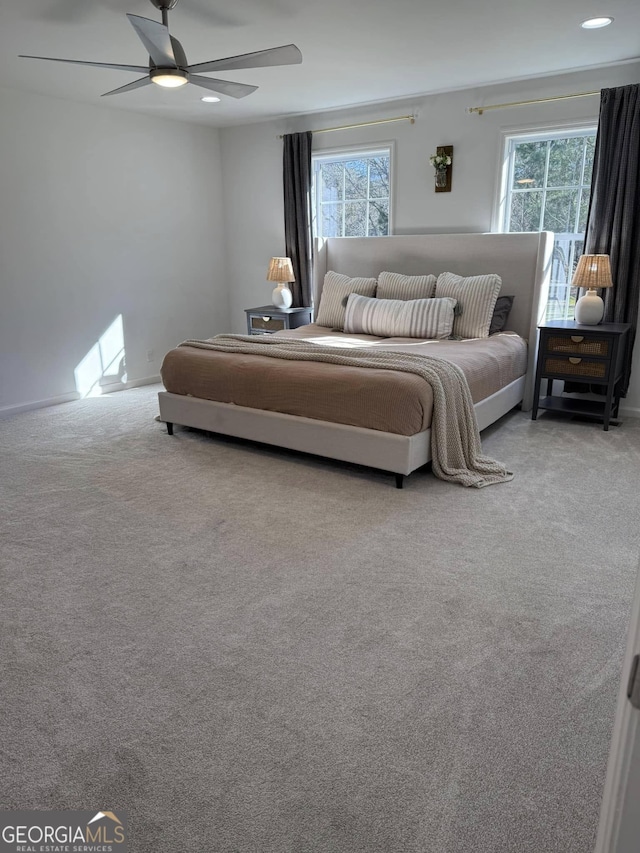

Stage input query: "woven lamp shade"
[
  {"left": 571, "top": 254, "right": 613, "bottom": 290},
  {"left": 267, "top": 257, "right": 295, "bottom": 283}
]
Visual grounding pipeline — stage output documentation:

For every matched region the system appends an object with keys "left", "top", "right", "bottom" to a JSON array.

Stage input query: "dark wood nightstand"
[
  {"left": 532, "top": 320, "right": 631, "bottom": 430},
  {"left": 245, "top": 305, "right": 312, "bottom": 336}
]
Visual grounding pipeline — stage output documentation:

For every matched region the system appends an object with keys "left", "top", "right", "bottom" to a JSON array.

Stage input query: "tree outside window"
[{"left": 312, "top": 148, "right": 391, "bottom": 239}]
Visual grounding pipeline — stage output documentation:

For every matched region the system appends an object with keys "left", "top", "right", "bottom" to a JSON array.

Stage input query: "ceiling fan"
[{"left": 19, "top": 0, "right": 302, "bottom": 99}]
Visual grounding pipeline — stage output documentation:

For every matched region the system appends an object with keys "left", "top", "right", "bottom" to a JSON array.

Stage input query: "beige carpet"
[{"left": 1, "top": 385, "right": 639, "bottom": 852}]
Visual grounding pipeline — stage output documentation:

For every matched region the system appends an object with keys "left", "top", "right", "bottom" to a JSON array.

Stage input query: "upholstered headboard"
[{"left": 313, "top": 232, "right": 553, "bottom": 410}]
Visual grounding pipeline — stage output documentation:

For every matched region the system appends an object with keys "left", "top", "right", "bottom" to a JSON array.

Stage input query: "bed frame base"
[{"left": 158, "top": 375, "right": 524, "bottom": 485}]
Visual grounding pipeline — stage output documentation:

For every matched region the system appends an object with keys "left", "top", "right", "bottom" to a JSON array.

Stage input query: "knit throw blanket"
[{"left": 179, "top": 335, "right": 514, "bottom": 488}]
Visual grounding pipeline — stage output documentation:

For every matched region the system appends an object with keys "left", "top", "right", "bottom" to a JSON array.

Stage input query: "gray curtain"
[
  {"left": 283, "top": 131, "right": 313, "bottom": 308},
  {"left": 582, "top": 84, "right": 640, "bottom": 395}
]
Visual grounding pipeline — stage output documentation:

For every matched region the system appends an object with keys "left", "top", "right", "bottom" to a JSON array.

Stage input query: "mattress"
[{"left": 160, "top": 324, "right": 528, "bottom": 436}]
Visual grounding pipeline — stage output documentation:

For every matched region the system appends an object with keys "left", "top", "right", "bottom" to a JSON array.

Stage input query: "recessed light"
[
  {"left": 581, "top": 16, "right": 614, "bottom": 29},
  {"left": 201, "top": 96, "right": 221, "bottom": 103}
]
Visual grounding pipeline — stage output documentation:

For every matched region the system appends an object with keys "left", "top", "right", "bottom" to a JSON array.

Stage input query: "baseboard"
[
  {"left": 0, "top": 375, "right": 161, "bottom": 419},
  {"left": 619, "top": 404, "right": 640, "bottom": 419},
  {"left": 0, "top": 391, "right": 81, "bottom": 419},
  {"left": 114, "top": 375, "right": 161, "bottom": 392}
]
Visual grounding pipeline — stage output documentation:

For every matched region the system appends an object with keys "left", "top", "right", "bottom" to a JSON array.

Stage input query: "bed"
[{"left": 158, "top": 232, "right": 552, "bottom": 486}]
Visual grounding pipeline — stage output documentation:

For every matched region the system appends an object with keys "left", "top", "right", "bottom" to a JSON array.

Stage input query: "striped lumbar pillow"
[
  {"left": 435, "top": 272, "right": 502, "bottom": 338},
  {"left": 344, "top": 293, "right": 458, "bottom": 339},
  {"left": 315, "top": 271, "right": 377, "bottom": 330},
  {"left": 377, "top": 271, "right": 436, "bottom": 301}
]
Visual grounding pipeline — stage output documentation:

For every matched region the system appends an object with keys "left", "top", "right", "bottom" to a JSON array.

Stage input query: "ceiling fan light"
[{"left": 151, "top": 69, "right": 188, "bottom": 88}]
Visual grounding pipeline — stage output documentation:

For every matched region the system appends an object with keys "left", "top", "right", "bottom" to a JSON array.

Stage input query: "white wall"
[
  {"left": 219, "top": 61, "right": 640, "bottom": 415},
  {"left": 0, "top": 86, "right": 227, "bottom": 414}
]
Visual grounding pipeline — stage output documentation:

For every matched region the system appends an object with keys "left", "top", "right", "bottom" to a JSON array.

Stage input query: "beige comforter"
[
  {"left": 175, "top": 334, "right": 514, "bottom": 488},
  {"left": 161, "top": 324, "right": 527, "bottom": 436}
]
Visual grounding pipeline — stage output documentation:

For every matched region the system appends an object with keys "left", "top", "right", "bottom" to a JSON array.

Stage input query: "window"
[
  {"left": 312, "top": 147, "right": 391, "bottom": 239},
  {"left": 499, "top": 128, "right": 596, "bottom": 320}
]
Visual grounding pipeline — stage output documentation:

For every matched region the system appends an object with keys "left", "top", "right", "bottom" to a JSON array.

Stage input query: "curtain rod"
[
  {"left": 467, "top": 90, "right": 600, "bottom": 115},
  {"left": 278, "top": 114, "right": 415, "bottom": 139}
]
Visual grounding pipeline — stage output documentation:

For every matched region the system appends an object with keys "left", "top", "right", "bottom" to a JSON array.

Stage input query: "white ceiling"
[{"left": 1, "top": 0, "right": 638, "bottom": 128}]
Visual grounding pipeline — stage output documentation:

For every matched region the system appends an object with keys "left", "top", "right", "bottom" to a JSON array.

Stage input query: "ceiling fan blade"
[
  {"left": 188, "top": 74, "right": 258, "bottom": 99},
  {"left": 19, "top": 55, "right": 149, "bottom": 74},
  {"left": 101, "top": 77, "right": 152, "bottom": 97},
  {"left": 126, "top": 14, "right": 176, "bottom": 68},
  {"left": 187, "top": 44, "right": 302, "bottom": 75}
]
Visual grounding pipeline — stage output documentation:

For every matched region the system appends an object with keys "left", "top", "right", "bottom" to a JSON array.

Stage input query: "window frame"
[
  {"left": 492, "top": 119, "right": 597, "bottom": 232},
  {"left": 311, "top": 141, "right": 395, "bottom": 239},
  {"left": 492, "top": 120, "right": 597, "bottom": 321}
]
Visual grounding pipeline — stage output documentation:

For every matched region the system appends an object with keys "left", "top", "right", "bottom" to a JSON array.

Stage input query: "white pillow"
[
  {"left": 344, "top": 293, "right": 457, "bottom": 339},
  {"left": 435, "top": 272, "right": 502, "bottom": 338},
  {"left": 377, "top": 271, "right": 436, "bottom": 301},
  {"left": 315, "top": 271, "right": 377, "bottom": 330}
]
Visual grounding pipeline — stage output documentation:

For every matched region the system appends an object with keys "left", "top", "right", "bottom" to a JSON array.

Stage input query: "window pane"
[
  {"left": 320, "top": 162, "right": 344, "bottom": 202},
  {"left": 344, "top": 160, "right": 368, "bottom": 200},
  {"left": 344, "top": 201, "right": 367, "bottom": 236},
  {"left": 313, "top": 148, "right": 391, "bottom": 239},
  {"left": 573, "top": 239, "right": 584, "bottom": 269},
  {"left": 545, "top": 237, "right": 584, "bottom": 321},
  {"left": 551, "top": 239, "right": 572, "bottom": 284},
  {"left": 369, "top": 157, "right": 390, "bottom": 198},
  {"left": 546, "top": 285, "right": 573, "bottom": 321},
  {"left": 502, "top": 130, "right": 595, "bottom": 321},
  {"left": 547, "top": 137, "right": 585, "bottom": 187},
  {"left": 578, "top": 191, "right": 591, "bottom": 232},
  {"left": 509, "top": 191, "right": 542, "bottom": 231},
  {"left": 583, "top": 136, "right": 595, "bottom": 185},
  {"left": 512, "top": 141, "right": 546, "bottom": 189},
  {"left": 368, "top": 199, "right": 389, "bottom": 236},
  {"left": 321, "top": 204, "right": 343, "bottom": 237},
  {"left": 543, "top": 189, "right": 578, "bottom": 232}
]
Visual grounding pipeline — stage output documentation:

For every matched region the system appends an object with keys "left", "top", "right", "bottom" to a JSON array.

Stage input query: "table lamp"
[
  {"left": 572, "top": 254, "right": 613, "bottom": 325},
  {"left": 267, "top": 257, "right": 295, "bottom": 308}
]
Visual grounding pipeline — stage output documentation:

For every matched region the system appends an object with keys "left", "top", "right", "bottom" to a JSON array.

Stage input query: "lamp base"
[
  {"left": 272, "top": 284, "right": 293, "bottom": 308},
  {"left": 574, "top": 289, "right": 604, "bottom": 325}
]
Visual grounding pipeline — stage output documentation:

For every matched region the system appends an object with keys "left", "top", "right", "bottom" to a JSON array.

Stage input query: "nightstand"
[
  {"left": 532, "top": 320, "right": 631, "bottom": 430},
  {"left": 245, "top": 305, "right": 312, "bottom": 336}
]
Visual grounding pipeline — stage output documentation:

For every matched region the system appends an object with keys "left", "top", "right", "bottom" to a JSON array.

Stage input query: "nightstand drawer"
[
  {"left": 249, "top": 315, "right": 285, "bottom": 333},
  {"left": 545, "top": 334, "right": 610, "bottom": 357},
  {"left": 544, "top": 356, "right": 608, "bottom": 379},
  {"left": 245, "top": 305, "right": 312, "bottom": 336}
]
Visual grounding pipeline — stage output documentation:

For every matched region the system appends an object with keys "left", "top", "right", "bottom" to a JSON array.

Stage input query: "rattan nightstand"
[
  {"left": 531, "top": 320, "right": 631, "bottom": 430},
  {"left": 245, "top": 305, "right": 312, "bottom": 336}
]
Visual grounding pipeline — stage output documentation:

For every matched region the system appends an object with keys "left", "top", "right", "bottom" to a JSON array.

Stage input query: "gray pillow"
[{"left": 489, "top": 295, "right": 515, "bottom": 334}]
